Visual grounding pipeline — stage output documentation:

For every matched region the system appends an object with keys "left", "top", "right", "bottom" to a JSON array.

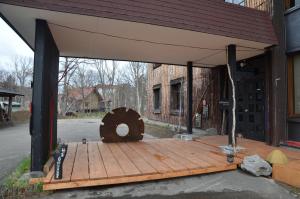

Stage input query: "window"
[
  {"left": 170, "top": 78, "right": 184, "bottom": 115},
  {"left": 288, "top": 54, "right": 300, "bottom": 116},
  {"left": 153, "top": 84, "right": 161, "bottom": 113},
  {"left": 286, "top": 0, "right": 300, "bottom": 9},
  {"left": 294, "top": 55, "right": 300, "bottom": 114}
]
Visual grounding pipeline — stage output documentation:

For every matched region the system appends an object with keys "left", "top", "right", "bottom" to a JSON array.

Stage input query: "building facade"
[
  {"left": 147, "top": 64, "right": 222, "bottom": 131},
  {"left": 146, "top": 0, "right": 300, "bottom": 147},
  {"left": 285, "top": 0, "right": 300, "bottom": 145}
]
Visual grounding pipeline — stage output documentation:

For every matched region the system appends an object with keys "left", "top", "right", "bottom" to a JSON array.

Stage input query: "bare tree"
[
  {"left": 71, "top": 64, "right": 98, "bottom": 112},
  {"left": 59, "top": 58, "right": 93, "bottom": 115},
  {"left": 13, "top": 56, "right": 33, "bottom": 88},
  {"left": 0, "top": 69, "right": 11, "bottom": 84},
  {"left": 59, "top": 58, "right": 80, "bottom": 115},
  {"left": 93, "top": 60, "right": 118, "bottom": 101},
  {"left": 1, "top": 72, "right": 16, "bottom": 90},
  {"left": 12, "top": 56, "right": 33, "bottom": 108},
  {"left": 122, "top": 62, "right": 147, "bottom": 114}
]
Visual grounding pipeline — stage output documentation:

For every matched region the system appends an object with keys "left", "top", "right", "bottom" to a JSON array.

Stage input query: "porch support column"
[
  {"left": 8, "top": 96, "right": 12, "bottom": 121},
  {"left": 31, "top": 19, "right": 59, "bottom": 171},
  {"left": 227, "top": 44, "right": 237, "bottom": 146},
  {"left": 187, "top": 61, "right": 193, "bottom": 134}
]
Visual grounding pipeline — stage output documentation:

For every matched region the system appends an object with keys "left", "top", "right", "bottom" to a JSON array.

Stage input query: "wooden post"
[
  {"left": 187, "top": 61, "right": 193, "bottom": 134},
  {"left": 8, "top": 96, "right": 12, "bottom": 121},
  {"left": 31, "top": 19, "right": 59, "bottom": 172},
  {"left": 227, "top": 44, "right": 237, "bottom": 146}
]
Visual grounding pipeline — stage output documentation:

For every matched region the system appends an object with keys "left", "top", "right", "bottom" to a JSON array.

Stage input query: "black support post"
[
  {"left": 187, "top": 61, "right": 193, "bottom": 134},
  {"left": 8, "top": 96, "right": 12, "bottom": 121},
  {"left": 227, "top": 44, "right": 237, "bottom": 146},
  {"left": 31, "top": 19, "right": 59, "bottom": 171}
]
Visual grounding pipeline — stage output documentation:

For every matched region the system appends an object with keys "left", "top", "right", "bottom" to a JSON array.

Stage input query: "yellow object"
[{"left": 266, "top": 150, "right": 289, "bottom": 164}]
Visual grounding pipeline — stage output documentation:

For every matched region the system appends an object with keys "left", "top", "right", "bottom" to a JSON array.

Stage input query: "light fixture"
[{"left": 240, "top": 61, "right": 246, "bottom": 68}]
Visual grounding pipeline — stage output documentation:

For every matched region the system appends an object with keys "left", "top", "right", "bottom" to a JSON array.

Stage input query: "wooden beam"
[{"left": 187, "top": 61, "right": 193, "bottom": 134}]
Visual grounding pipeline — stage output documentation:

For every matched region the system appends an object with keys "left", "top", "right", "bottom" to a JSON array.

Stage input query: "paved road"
[{"left": 0, "top": 123, "right": 31, "bottom": 183}]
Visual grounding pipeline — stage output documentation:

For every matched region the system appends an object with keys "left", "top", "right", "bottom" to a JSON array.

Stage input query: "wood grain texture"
[
  {"left": 98, "top": 142, "right": 124, "bottom": 177},
  {"left": 89, "top": 142, "right": 107, "bottom": 179},
  {"left": 71, "top": 143, "right": 89, "bottom": 181},
  {"left": 43, "top": 138, "right": 240, "bottom": 190},
  {"left": 108, "top": 143, "right": 141, "bottom": 176},
  {"left": 118, "top": 143, "right": 157, "bottom": 174}
]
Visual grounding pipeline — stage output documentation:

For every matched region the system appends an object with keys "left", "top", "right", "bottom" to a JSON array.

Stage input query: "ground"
[
  {"left": 40, "top": 171, "right": 298, "bottom": 199},
  {"left": 0, "top": 119, "right": 299, "bottom": 199}
]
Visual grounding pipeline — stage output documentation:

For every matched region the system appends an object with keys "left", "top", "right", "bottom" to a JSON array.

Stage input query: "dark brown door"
[{"left": 236, "top": 77, "right": 265, "bottom": 141}]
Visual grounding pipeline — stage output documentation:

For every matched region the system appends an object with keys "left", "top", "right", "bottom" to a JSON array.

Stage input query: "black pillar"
[
  {"left": 227, "top": 44, "right": 237, "bottom": 146},
  {"left": 8, "top": 96, "right": 12, "bottom": 121},
  {"left": 187, "top": 61, "right": 193, "bottom": 134},
  {"left": 31, "top": 19, "right": 59, "bottom": 171}
]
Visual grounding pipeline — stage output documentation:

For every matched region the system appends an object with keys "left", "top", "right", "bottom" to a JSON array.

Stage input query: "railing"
[{"left": 225, "top": 0, "right": 273, "bottom": 15}]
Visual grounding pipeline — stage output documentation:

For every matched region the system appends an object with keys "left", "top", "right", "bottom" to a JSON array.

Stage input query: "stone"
[{"left": 241, "top": 155, "right": 272, "bottom": 177}]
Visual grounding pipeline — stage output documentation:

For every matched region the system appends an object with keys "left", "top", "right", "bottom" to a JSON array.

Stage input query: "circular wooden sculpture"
[{"left": 100, "top": 107, "right": 144, "bottom": 143}]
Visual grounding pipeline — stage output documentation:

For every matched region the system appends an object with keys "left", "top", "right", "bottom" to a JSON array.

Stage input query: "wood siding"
[
  {"left": 244, "top": 0, "right": 273, "bottom": 14},
  {"left": 146, "top": 64, "right": 221, "bottom": 131}
]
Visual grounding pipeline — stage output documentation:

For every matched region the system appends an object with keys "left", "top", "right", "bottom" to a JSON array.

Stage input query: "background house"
[{"left": 61, "top": 87, "right": 104, "bottom": 113}]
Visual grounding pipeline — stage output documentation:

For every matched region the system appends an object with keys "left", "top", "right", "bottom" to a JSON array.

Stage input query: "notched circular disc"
[{"left": 99, "top": 107, "right": 144, "bottom": 143}]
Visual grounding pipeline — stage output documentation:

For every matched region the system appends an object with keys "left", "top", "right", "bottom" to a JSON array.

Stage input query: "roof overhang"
[
  {"left": 0, "top": 89, "right": 24, "bottom": 97},
  {"left": 0, "top": 2, "right": 277, "bottom": 67}
]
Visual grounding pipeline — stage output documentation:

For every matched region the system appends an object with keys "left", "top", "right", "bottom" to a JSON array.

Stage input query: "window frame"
[
  {"left": 153, "top": 84, "right": 162, "bottom": 114},
  {"left": 288, "top": 54, "right": 300, "bottom": 117},
  {"left": 169, "top": 77, "right": 184, "bottom": 116}
]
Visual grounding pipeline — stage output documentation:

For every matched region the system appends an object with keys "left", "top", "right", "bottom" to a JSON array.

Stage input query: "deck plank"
[
  {"left": 118, "top": 143, "right": 157, "bottom": 174},
  {"left": 98, "top": 142, "right": 124, "bottom": 177},
  {"left": 156, "top": 139, "right": 213, "bottom": 168},
  {"left": 108, "top": 143, "right": 141, "bottom": 176},
  {"left": 127, "top": 142, "right": 171, "bottom": 173},
  {"left": 134, "top": 142, "right": 187, "bottom": 171},
  {"left": 71, "top": 143, "right": 89, "bottom": 181},
  {"left": 146, "top": 141, "right": 199, "bottom": 170},
  {"left": 43, "top": 167, "right": 54, "bottom": 184},
  {"left": 88, "top": 142, "right": 107, "bottom": 179},
  {"left": 172, "top": 140, "right": 229, "bottom": 166}
]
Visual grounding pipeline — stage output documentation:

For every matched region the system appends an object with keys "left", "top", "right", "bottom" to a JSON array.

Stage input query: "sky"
[{"left": 0, "top": 17, "right": 33, "bottom": 70}]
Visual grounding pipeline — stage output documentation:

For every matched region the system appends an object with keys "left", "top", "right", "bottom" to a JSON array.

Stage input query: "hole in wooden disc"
[{"left": 116, "top": 123, "right": 129, "bottom": 137}]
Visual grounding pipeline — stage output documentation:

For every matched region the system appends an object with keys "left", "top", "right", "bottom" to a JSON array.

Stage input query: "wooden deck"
[{"left": 43, "top": 138, "right": 240, "bottom": 190}]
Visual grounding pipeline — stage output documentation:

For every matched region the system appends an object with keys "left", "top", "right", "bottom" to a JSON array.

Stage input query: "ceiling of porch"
[{"left": 0, "top": 3, "right": 277, "bottom": 67}]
